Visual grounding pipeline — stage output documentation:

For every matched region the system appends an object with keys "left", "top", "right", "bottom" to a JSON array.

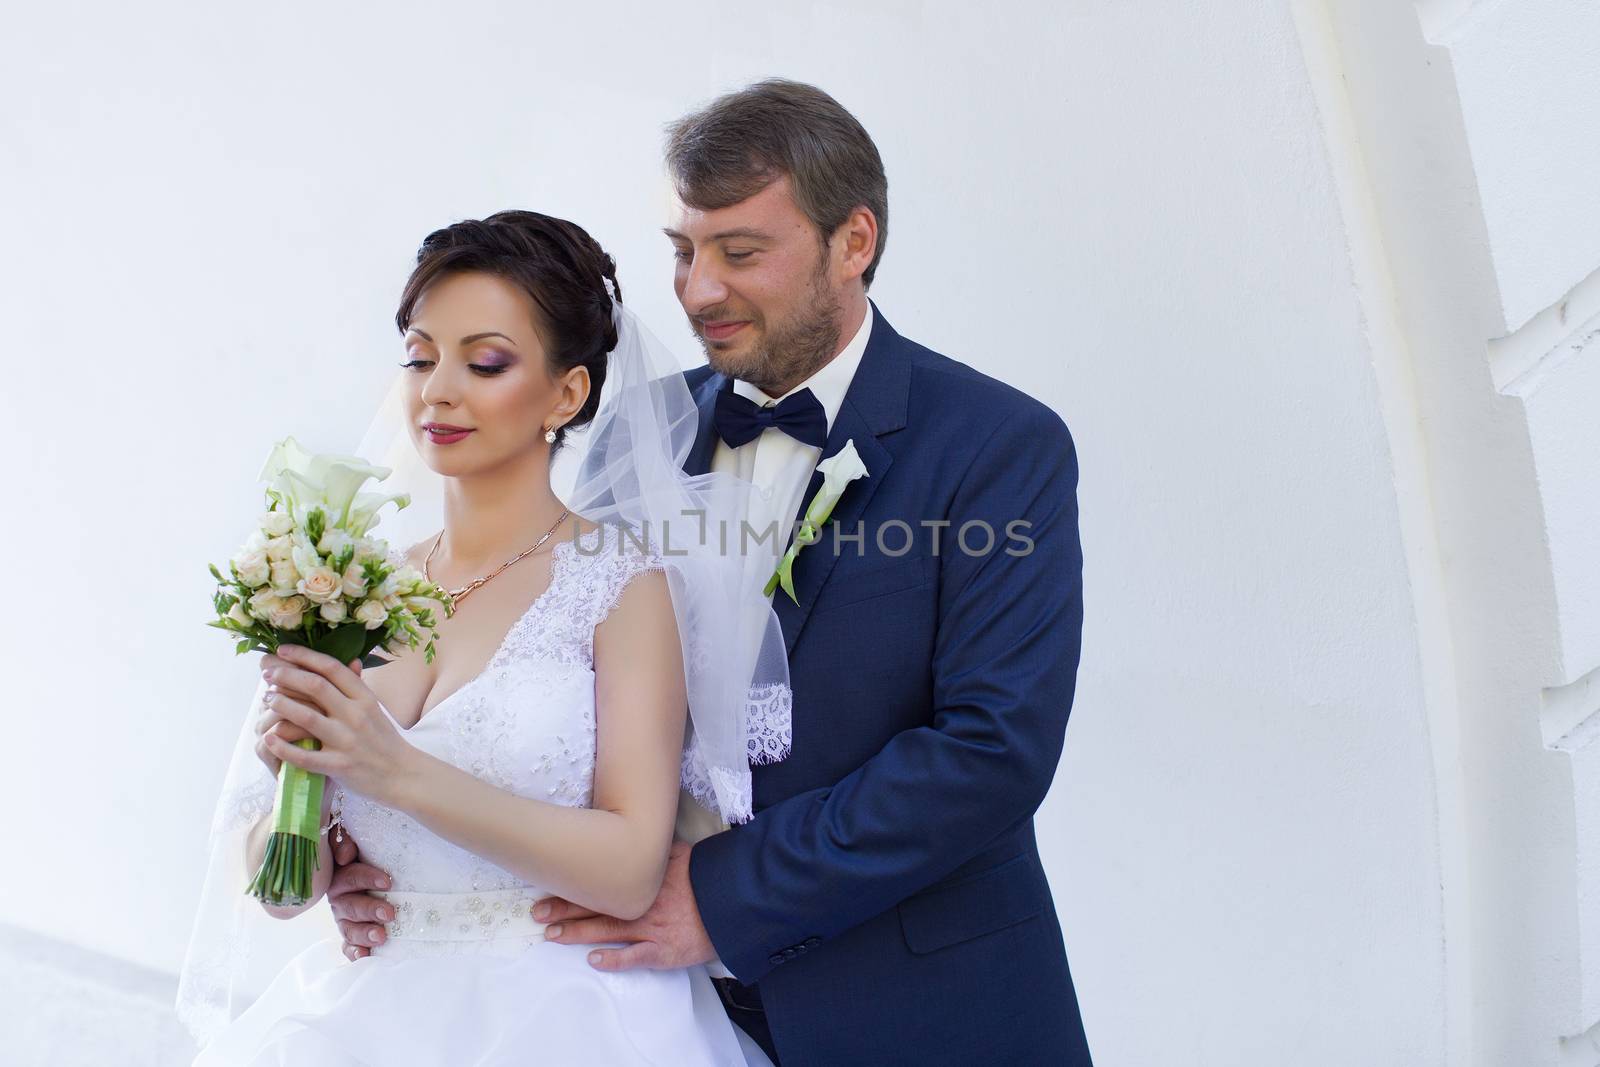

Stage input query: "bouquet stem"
[{"left": 246, "top": 739, "right": 326, "bottom": 907}]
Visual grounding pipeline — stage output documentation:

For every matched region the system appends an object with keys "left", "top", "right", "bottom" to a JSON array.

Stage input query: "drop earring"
[{"left": 544, "top": 425, "right": 557, "bottom": 444}]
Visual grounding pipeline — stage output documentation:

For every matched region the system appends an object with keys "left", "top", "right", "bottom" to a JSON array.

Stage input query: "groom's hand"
[
  {"left": 327, "top": 828, "right": 395, "bottom": 960},
  {"left": 534, "top": 840, "right": 716, "bottom": 971}
]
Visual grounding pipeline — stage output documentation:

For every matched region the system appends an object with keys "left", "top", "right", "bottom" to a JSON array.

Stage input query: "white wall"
[
  {"left": 3, "top": 2, "right": 1593, "bottom": 1064},
  {"left": 1313, "top": 2, "right": 1600, "bottom": 1063}
]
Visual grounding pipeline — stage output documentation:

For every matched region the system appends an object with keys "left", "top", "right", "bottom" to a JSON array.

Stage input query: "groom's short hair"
[{"left": 665, "top": 78, "right": 888, "bottom": 289}]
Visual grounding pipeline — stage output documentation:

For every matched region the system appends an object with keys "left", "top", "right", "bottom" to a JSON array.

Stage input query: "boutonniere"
[{"left": 765, "top": 438, "right": 869, "bottom": 603}]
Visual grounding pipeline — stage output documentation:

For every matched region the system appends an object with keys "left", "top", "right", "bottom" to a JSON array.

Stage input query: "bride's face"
[{"left": 399, "top": 271, "right": 588, "bottom": 474}]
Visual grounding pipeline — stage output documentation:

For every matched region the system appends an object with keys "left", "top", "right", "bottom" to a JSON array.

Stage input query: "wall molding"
[
  {"left": 1489, "top": 263, "right": 1600, "bottom": 397},
  {"left": 1544, "top": 664, "right": 1600, "bottom": 752}
]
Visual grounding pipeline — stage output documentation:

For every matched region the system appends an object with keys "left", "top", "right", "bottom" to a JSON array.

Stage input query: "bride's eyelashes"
[{"left": 398, "top": 360, "right": 511, "bottom": 376}]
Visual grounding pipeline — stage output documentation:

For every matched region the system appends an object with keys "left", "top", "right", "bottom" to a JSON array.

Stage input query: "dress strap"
[{"left": 580, "top": 522, "right": 669, "bottom": 633}]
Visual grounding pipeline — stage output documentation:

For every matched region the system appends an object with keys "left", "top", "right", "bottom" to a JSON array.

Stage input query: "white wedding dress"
[{"left": 193, "top": 522, "right": 769, "bottom": 1067}]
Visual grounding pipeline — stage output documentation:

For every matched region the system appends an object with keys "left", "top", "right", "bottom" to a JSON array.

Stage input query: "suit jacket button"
[
  {"left": 769, "top": 953, "right": 785, "bottom": 966},
  {"left": 783, "top": 947, "right": 798, "bottom": 958},
  {"left": 805, "top": 937, "right": 820, "bottom": 947}
]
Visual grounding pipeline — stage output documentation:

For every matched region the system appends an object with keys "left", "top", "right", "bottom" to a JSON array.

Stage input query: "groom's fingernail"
[
  {"left": 378, "top": 907, "right": 394, "bottom": 922},
  {"left": 368, "top": 929, "right": 382, "bottom": 943},
  {"left": 532, "top": 903, "right": 551, "bottom": 920}
]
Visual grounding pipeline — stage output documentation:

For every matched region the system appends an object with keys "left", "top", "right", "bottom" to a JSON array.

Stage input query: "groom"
[{"left": 333, "top": 79, "right": 1091, "bottom": 1065}]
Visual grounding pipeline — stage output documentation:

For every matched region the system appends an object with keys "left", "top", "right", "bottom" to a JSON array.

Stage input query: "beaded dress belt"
[{"left": 371, "top": 887, "right": 551, "bottom": 942}]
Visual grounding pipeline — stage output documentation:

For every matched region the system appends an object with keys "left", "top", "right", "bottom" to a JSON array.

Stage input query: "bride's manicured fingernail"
[
  {"left": 545, "top": 925, "right": 562, "bottom": 940},
  {"left": 368, "top": 929, "right": 382, "bottom": 943},
  {"left": 588, "top": 952, "right": 603, "bottom": 966},
  {"left": 532, "top": 903, "right": 551, "bottom": 920},
  {"left": 378, "top": 907, "right": 394, "bottom": 922}
]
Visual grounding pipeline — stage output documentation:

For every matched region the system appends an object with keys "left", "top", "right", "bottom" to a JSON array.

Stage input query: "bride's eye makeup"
[
  {"left": 399, "top": 329, "right": 516, "bottom": 376},
  {"left": 471, "top": 351, "right": 516, "bottom": 373},
  {"left": 399, "top": 354, "right": 513, "bottom": 376}
]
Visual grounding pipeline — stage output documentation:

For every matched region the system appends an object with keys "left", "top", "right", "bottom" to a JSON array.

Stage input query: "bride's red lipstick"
[{"left": 423, "top": 422, "right": 474, "bottom": 444}]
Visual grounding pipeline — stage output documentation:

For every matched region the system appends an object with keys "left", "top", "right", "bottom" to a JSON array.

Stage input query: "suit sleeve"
[{"left": 688, "top": 401, "right": 1084, "bottom": 983}]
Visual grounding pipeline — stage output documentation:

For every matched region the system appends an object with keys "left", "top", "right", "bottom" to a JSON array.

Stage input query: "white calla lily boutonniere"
[{"left": 765, "top": 438, "right": 870, "bottom": 603}]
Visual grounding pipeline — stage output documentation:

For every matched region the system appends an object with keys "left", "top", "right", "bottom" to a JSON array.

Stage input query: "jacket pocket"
[
  {"left": 897, "top": 850, "right": 1051, "bottom": 955},
  {"left": 811, "top": 555, "right": 932, "bottom": 616}
]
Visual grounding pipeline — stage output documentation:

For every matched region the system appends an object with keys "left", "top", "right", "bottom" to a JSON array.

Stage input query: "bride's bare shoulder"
[
  {"left": 400, "top": 538, "right": 434, "bottom": 569},
  {"left": 561, "top": 514, "right": 609, "bottom": 547}
]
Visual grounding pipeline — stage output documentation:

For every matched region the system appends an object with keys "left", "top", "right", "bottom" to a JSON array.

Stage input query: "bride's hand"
[
  {"left": 259, "top": 644, "right": 417, "bottom": 805},
  {"left": 253, "top": 657, "right": 315, "bottom": 778}
]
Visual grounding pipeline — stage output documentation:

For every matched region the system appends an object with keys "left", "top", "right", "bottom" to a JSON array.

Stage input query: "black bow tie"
[{"left": 713, "top": 386, "right": 828, "bottom": 449}]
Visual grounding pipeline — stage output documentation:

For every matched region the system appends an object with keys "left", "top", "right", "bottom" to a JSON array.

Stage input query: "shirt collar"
[{"left": 732, "top": 302, "right": 874, "bottom": 433}]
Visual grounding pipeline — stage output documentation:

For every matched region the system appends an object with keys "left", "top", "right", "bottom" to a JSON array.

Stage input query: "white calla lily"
[
  {"left": 812, "top": 438, "right": 868, "bottom": 513},
  {"left": 765, "top": 438, "right": 870, "bottom": 602},
  {"left": 259, "top": 435, "right": 399, "bottom": 531}
]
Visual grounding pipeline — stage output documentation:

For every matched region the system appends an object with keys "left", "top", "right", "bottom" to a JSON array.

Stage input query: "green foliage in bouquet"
[{"left": 206, "top": 436, "right": 453, "bottom": 906}]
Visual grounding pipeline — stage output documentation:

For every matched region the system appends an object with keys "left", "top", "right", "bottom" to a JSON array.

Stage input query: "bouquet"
[{"left": 207, "top": 435, "right": 453, "bottom": 906}]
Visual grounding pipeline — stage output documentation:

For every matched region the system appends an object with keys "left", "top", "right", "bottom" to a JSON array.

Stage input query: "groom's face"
[{"left": 665, "top": 175, "right": 843, "bottom": 395}]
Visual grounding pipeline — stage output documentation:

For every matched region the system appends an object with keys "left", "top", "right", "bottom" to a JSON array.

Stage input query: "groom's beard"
[{"left": 694, "top": 262, "right": 842, "bottom": 396}]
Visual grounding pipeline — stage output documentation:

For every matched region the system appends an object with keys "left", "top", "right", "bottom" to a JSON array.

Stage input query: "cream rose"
[
  {"left": 372, "top": 573, "right": 403, "bottom": 604},
  {"left": 354, "top": 598, "right": 390, "bottom": 630},
  {"left": 259, "top": 509, "right": 295, "bottom": 538},
  {"left": 297, "top": 565, "right": 342, "bottom": 605},
  {"left": 341, "top": 561, "right": 370, "bottom": 599},
  {"left": 264, "top": 594, "right": 309, "bottom": 631},
  {"left": 271, "top": 559, "right": 303, "bottom": 594},
  {"left": 232, "top": 547, "right": 271, "bottom": 588},
  {"left": 291, "top": 543, "right": 325, "bottom": 578},
  {"left": 247, "top": 587, "right": 278, "bottom": 616}
]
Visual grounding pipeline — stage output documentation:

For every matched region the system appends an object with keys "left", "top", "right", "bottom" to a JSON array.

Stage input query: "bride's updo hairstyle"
[{"left": 394, "top": 209, "right": 622, "bottom": 454}]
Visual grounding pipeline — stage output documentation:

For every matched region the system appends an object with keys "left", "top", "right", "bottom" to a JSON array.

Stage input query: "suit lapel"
[
  {"left": 681, "top": 300, "right": 911, "bottom": 655},
  {"left": 770, "top": 401, "right": 894, "bottom": 655},
  {"left": 774, "top": 302, "right": 910, "bottom": 654}
]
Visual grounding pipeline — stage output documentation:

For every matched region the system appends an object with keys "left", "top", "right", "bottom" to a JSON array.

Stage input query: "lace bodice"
[{"left": 335, "top": 522, "right": 666, "bottom": 899}]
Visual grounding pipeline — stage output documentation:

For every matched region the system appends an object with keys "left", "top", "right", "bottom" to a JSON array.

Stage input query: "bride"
[{"left": 178, "top": 210, "right": 792, "bottom": 1065}]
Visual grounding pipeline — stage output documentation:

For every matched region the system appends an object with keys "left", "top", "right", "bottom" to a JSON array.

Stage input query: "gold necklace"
[{"left": 424, "top": 508, "right": 571, "bottom": 608}]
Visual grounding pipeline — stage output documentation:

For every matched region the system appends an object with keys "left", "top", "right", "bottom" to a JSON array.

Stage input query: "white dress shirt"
[
  {"left": 709, "top": 302, "right": 874, "bottom": 566},
  {"left": 677, "top": 302, "right": 874, "bottom": 979}
]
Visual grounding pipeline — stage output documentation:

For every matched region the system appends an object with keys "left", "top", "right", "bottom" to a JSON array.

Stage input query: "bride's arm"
[
  {"left": 389, "top": 568, "right": 687, "bottom": 921},
  {"left": 243, "top": 787, "right": 335, "bottom": 919},
  {"left": 241, "top": 677, "right": 336, "bottom": 919}
]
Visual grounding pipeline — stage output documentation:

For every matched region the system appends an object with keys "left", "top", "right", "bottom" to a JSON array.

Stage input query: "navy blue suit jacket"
[{"left": 682, "top": 302, "right": 1091, "bottom": 1066}]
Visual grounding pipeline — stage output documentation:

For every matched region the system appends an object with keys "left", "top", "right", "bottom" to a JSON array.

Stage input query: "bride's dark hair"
[{"left": 394, "top": 209, "right": 622, "bottom": 453}]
